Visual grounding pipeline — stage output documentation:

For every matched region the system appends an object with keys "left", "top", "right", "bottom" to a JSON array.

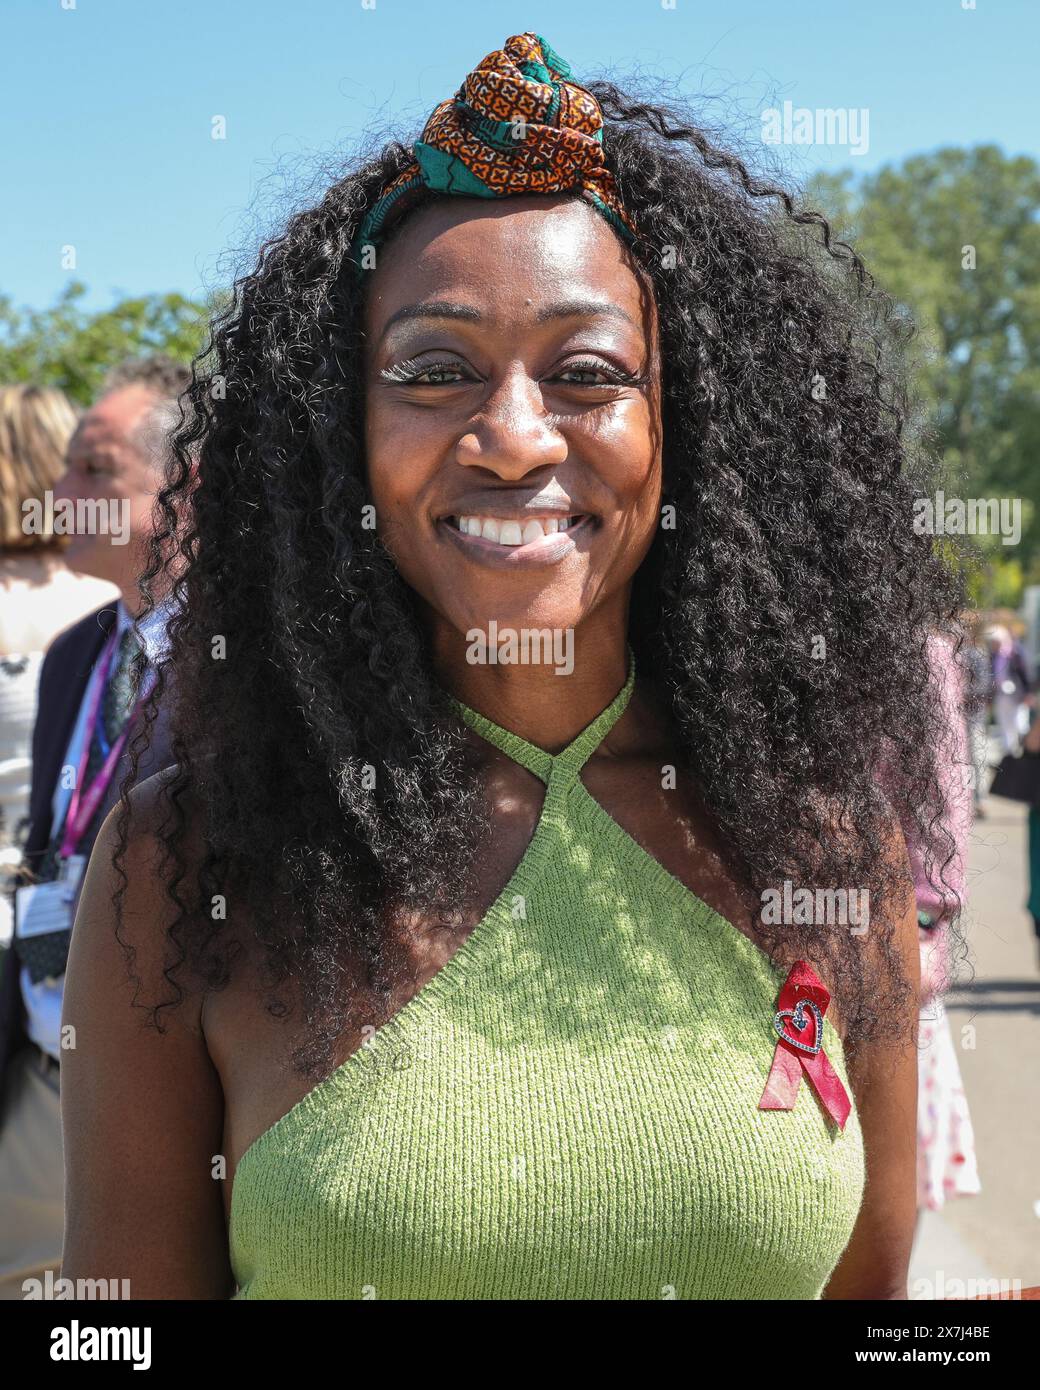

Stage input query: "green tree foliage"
[
  {"left": 808, "top": 146, "right": 1040, "bottom": 601},
  {"left": 0, "top": 281, "right": 214, "bottom": 407}
]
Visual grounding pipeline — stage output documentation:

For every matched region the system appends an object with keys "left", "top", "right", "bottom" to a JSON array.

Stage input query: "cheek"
[
  {"left": 588, "top": 403, "right": 662, "bottom": 574},
  {"left": 364, "top": 395, "right": 430, "bottom": 517},
  {"left": 364, "top": 401, "right": 442, "bottom": 580},
  {"left": 581, "top": 398, "right": 661, "bottom": 509},
  {"left": 128, "top": 470, "right": 157, "bottom": 513}
]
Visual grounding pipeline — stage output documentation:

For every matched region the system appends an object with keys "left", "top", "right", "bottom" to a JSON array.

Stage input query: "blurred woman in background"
[
  {"left": 986, "top": 622, "right": 1033, "bottom": 755},
  {"left": 0, "top": 384, "right": 117, "bottom": 942},
  {"left": 911, "top": 633, "right": 981, "bottom": 1218}
]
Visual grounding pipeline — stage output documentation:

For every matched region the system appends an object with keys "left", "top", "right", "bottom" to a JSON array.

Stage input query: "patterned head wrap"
[{"left": 353, "top": 32, "right": 636, "bottom": 261}]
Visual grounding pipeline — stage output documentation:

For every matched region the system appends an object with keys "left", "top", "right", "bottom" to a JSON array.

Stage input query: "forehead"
[
  {"left": 69, "top": 385, "right": 155, "bottom": 453},
  {"left": 364, "top": 196, "right": 654, "bottom": 333}
]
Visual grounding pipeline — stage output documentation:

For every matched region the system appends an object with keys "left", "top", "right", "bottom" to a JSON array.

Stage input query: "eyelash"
[{"left": 377, "top": 356, "right": 642, "bottom": 387}]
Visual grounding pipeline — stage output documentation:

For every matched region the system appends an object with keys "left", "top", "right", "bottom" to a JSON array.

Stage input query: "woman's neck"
[{"left": 428, "top": 598, "right": 635, "bottom": 754}]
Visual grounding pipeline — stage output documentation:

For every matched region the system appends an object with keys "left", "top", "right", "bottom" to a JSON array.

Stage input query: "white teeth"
[{"left": 451, "top": 515, "right": 581, "bottom": 546}]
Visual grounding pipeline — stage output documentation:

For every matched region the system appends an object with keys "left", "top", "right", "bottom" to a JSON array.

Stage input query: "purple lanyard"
[{"left": 59, "top": 628, "right": 155, "bottom": 859}]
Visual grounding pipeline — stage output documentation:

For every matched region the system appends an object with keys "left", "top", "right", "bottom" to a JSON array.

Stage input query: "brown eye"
[
  {"left": 378, "top": 357, "right": 472, "bottom": 386},
  {"left": 553, "top": 358, "right": 639, "bottom": 387},
  {"left": 413, "top": 365, "right": 467, "bottom": 385}
]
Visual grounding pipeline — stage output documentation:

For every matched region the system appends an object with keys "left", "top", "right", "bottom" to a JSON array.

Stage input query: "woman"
[
  {"left": 62, "top": 34, "right": 963, "bottom": 1299},
  {"left": 987, "top": 622, "right": 1033, "bottom": 754},
  {"left": 905, "top": 633, "right": 981, "bottom": 1216},
  {"left": 0, "top": 384, "right": 117, "bottom": 943}
]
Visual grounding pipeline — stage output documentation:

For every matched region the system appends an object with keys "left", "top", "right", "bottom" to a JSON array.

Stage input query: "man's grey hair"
[
  {"left": 101, "top": 354, "right": 192, "bottom": 401},
  {"left": 101, "top": 354, "right": 194, "bottom": 470}
]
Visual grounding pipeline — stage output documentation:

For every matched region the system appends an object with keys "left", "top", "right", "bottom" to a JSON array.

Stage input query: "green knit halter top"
[{"left": 229, "top": 659, "right": 865, "bottom": 1299}]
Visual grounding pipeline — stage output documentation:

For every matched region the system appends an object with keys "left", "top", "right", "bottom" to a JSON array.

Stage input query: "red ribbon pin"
[{"left": 758, "top": 960, "right": 851, "bottom": 1130}]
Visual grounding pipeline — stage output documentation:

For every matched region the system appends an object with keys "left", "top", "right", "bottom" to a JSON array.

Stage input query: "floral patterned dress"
[{"left": 916, "top": 959, "right": 982, "bottom": 1211}]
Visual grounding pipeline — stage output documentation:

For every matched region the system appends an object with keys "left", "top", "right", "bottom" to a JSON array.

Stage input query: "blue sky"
[{"left": 3, "top": 0, "right": 1037, "bottom": 312}]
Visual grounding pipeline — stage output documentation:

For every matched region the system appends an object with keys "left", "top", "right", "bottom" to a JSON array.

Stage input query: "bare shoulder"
[
  {"left": 62, "top": 764, "right": 231, "bottom": 1298},
  {"left": 70, "top": 764, "right": 207, "bottom": 1036}
]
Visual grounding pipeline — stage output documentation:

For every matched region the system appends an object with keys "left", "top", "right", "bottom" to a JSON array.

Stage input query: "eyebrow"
[{"left": 380, "top": 298, "right": 638, "bottom": 336}]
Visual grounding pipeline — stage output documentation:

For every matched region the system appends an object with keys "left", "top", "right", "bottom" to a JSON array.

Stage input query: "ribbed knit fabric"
[{"left": 229, "top": 659, "right": 865, "bottom": 1299}]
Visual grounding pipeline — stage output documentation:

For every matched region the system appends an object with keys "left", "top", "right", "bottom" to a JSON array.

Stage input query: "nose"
[{"left": 454, "top": 365, "right": 568, "bottom": 478}]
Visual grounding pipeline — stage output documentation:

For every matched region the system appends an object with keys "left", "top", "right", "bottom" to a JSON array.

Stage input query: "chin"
[
  {"left": 63, "top": 540, "right": 102, "bottom": 576},
  {"left": 450, "top": 600, "right": 583, "bottom": 637},
  {"left": 444, "top": 602, "right": 583, "bottom": 674}
]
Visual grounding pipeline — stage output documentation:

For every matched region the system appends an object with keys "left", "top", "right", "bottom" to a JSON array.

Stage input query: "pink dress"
[{"left": 907, "top": 635, "right": 981, "bottom": 1211}]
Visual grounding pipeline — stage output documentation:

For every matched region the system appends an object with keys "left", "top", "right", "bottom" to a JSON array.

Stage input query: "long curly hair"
[{"left": 115, "top": 81, "right": 968, "bottom": 1076}]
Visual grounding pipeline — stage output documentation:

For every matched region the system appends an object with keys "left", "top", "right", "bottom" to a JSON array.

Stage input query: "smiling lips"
[
  {"left": 438, "top": 510, "right": 594, "bottom": 566},
  {"left": 448, "top": 514, "right": 584, "bottom": 547}
]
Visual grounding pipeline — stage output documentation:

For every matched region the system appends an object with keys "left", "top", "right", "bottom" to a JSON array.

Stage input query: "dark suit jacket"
[{"left": 0, "top": 602, "right": 175, "bottom": 1116}]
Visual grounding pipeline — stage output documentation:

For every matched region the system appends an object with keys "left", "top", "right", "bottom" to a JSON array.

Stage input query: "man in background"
[{"left": 0, "top": 355, "right": 189, "bottom": 1298}]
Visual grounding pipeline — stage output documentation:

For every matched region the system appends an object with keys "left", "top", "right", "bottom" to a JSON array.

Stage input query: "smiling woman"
[
  {"left": 60, "top": 32, "right": 963, "bottom": 1300},
  {"left": 364, "top": 196, "right": 660, "bottom": 644}
]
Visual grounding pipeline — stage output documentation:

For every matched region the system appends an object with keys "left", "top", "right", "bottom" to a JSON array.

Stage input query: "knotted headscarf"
[{"left": 354, "top": 32, "right": 637, "bottom": 260}]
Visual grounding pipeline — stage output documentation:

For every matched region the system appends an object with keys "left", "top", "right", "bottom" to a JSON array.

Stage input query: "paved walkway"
[{"left": 908, "top": 788, "right": 1040, "bottom": 1297}]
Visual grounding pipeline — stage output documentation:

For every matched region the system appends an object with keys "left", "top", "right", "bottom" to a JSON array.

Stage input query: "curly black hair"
[{"left": 115, "top": 80, "right": 968, "bottom": 1077}]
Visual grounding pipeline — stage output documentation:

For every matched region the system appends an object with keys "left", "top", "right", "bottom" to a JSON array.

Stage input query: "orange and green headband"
[{"left": 353, "top": 32, "right": 637, "bottom": 264}]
